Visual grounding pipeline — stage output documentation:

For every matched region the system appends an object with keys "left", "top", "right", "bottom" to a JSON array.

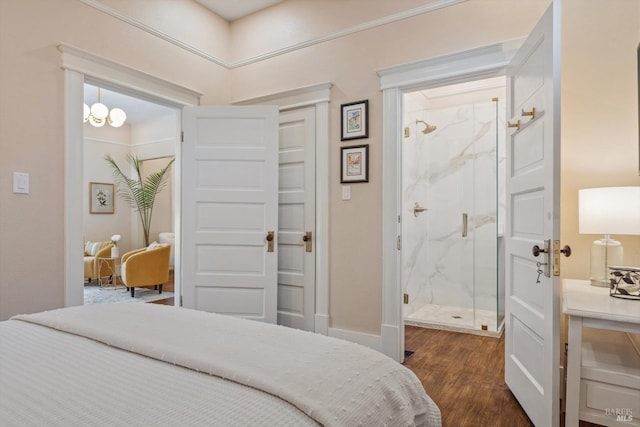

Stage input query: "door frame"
[
  {"left": 234, "top": 83, "right": 332, "bottom": 335},
  {"left": 60, "top": 43, "right": 201, "bottom": 308},
  {"left": 377, "top": 40, "right": 524, "bottom": 362}
]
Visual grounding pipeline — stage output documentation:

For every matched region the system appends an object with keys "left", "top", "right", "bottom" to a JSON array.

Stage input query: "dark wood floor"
[
  {"left": 404, "top": 326, "right": 533, "bottom": 427},
  {"left": 404, "top": 326, "right": 602, "bottom": 427}
]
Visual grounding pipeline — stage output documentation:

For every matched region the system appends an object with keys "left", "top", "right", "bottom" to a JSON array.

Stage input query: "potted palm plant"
[{"left": 105, "top": 154, "right": 175, "bottom": 247}]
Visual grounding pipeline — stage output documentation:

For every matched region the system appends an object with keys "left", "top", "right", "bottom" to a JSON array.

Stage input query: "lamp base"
[{"left": 589, "top": 237, "right": 622, "bottom": 287}]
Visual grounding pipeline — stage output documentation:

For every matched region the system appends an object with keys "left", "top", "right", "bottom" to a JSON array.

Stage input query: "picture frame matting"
[{"left": 89, "top": 182, "right": 115, "bottom": 214}]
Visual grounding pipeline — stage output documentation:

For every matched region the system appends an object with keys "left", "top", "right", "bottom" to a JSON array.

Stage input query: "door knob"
[
  {"left": 560, "top": 245, "right": 572, "bottom": 257},
  {"left": 266, "top": 231, "right": 275, "bottom": 252},
  {"left": 302, "top": 231, "right": 312, "bottom": 252},
  {"left": 532, "top": 245, "right": 549, "bottom": 257}
]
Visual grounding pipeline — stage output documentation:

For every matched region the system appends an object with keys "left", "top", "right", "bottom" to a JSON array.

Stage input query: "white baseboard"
[{"left": 328, "top": 327, "right": 382, "bottom": 352}]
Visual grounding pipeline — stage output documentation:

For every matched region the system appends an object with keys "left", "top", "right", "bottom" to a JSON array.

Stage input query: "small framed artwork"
[
  {"left": 89, "top": 182, "right": 114, "bottom": 214},
  {"left": 341, "top": 145, "right": 369, "bottom": 183},
  {"left": 341, "top": 100, "right": 369, "bottom": 141}
]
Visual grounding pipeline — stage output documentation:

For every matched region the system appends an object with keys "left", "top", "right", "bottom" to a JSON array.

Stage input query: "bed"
[{"left": 0, "top": 303, "right": 441, "bottom": 426}]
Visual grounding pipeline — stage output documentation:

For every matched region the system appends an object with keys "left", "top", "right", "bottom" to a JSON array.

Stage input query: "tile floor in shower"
[{"left": 405, "top": 304, "right": 504, "bottom": 337}]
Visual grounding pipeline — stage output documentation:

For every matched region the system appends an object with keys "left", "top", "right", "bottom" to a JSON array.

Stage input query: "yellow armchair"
[
  {"left": 84, "top": 241, "right": 115, "bottom": 284},
  {"left": 120, "top": 244, "right": 170, "bottom": 297}
]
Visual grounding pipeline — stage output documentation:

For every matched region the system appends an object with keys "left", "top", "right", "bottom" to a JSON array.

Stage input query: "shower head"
[{"left": 416, "top": 119, "right": 437, "bottom": 135}]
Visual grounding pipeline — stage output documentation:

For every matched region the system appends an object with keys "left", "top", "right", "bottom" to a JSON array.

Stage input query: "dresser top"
[{"left": 562, "top": 279, "right": 640, "bottom": 324}]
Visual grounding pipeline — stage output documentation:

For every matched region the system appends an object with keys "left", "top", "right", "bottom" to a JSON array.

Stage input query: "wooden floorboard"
[
  {"left": 404, "top": 326, "right": 533, "bottom": 427},
  {"left": 403, "top": 326, "right": 602, "bottom": 427}
]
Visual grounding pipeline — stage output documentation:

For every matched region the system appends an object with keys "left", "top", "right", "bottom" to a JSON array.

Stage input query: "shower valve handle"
[{"left": 413, "top": 203, "right": 428, "bottom": 217}]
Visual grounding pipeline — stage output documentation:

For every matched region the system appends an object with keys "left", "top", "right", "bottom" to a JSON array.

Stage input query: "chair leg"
[
  {"left": 158, "top": 284, "right": 163, "bottom": 294},
  {"left": 130, "top": 287, "right": 135, "bottom": 297}
]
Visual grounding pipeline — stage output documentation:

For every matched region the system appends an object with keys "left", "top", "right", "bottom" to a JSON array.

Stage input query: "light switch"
[
  {"left": 13, "top": 172, "right": 29, "bottom": 194},
  {"left": 342, "top": 185, "right": 351, "bottom": 201}
]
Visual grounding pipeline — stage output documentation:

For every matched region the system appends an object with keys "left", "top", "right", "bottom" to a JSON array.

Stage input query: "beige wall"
[
  {"left": 560, "top": 0, "right": 640, "bottom": 280},
  {"left": 2, "top": 0, "right": 638, "bottom": 338},
  {"left": 0, "top": 0, "right": 229, "bottom": 319},
  {"left": 230, "top": 0, "right": 549, "bottom": 334}
]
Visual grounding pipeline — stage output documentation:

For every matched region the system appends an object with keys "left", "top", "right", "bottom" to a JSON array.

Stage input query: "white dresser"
[{"left": 563, "top": 279, "right": 640, "bottom": 426}]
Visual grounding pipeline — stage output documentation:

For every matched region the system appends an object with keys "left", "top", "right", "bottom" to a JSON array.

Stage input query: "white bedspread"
[{"left": 9, "top": 304, "right": 441, "bottom": 426}]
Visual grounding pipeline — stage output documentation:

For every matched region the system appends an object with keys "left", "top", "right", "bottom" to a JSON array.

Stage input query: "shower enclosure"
[{"left": 401, "top": 77, "right": 506, "bottom": 335}]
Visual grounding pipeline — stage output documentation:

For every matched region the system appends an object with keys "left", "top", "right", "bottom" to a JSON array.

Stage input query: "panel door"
[
  {"left": 504, "top": 5, "right": 561, "bottom": 426},
  {"left": 181, "top": 106, "right": 279, "bottom": 323},
  {"left": 277, "top": 107, "right": 316, "bottom": 331}
]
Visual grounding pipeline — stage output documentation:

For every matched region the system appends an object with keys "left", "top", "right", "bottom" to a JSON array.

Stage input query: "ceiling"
[{"left": 195, "top": 0, "right": 283, "bottom": 21}]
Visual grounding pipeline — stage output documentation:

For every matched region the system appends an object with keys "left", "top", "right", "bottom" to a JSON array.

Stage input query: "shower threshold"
[{"left": 404, "top": 304, "right": 504, "bottom": 337}]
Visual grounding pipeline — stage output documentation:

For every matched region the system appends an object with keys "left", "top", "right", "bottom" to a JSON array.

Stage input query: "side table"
[
  {"left": 97, "top": 257, "right": 120, "bottom": 286},
  {"left": 563, "top": 279, "right": 640, "bottom": 427}
]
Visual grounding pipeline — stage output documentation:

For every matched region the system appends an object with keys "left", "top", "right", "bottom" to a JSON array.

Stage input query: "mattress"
[{"left": 0, "top": 304, "right": 441, "bottom": 426}]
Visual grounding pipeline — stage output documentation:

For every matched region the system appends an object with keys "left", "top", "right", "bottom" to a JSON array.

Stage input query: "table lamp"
[{"left": 578, "top": 186, "right": 640, "bottom": 287}]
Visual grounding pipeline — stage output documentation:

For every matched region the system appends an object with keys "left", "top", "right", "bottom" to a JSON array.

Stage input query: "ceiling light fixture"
[{"left": 83, "top": 88, "right": 127, "bottom": 128}]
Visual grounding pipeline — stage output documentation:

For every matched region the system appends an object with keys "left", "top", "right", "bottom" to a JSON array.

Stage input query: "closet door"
[{"left": 182, "top": 106, "right": 279, "bottom": 323}]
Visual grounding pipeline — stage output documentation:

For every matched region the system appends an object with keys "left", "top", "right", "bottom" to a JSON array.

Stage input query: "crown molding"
[
  {"left": 78, "top": 0, "right": 227, "bottom": 68},
  {"left": 79, "top": 0, "right": 468, "bottom": 70}
]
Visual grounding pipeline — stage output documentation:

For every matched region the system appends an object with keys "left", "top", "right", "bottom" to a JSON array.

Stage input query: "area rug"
[{"left": 84, "top": 284, "right": 174, "bottom": 305}]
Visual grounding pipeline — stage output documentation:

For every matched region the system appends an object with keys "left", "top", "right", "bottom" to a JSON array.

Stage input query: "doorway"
[
  {"left": 378, "top": 39, "right": 524, "bottom": 361},
  {"left": 60, "top": 43, "right": 200, "bottom": 309},
  {"left": 401, "top": 76, "right": 506, "bottom": 336},
  {"left": 81, "top": 82, "right": 181, "bottom": 305},
  {"left": 62, "top": 46, "right": 331, "bottom": 334}
]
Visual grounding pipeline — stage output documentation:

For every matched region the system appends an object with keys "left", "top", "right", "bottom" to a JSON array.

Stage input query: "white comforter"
[{"left": 4, "top": 304, "right": 441, "bottom": 426}]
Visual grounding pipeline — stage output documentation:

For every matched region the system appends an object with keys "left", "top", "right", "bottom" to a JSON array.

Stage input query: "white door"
[
  {"left": 277, "top": 107, "right": 316, "bottom": 331},
  {"left": 181, "top": 106, "right": 279, "bottom": 323},
  {"left": 504, "top": 5, "right": 561, "bottom": 427}
]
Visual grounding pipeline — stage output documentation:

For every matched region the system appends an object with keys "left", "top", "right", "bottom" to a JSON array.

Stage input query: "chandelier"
[{"left": 83, "top": 88, "right": 127, "bottom": 128}]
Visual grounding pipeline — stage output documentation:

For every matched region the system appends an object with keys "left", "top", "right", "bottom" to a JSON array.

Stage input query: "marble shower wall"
[{"left": 402, "top": 98, "right": 506, "bottom": 322}]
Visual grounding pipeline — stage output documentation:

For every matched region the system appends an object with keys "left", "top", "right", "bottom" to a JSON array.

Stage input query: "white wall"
[
  {"left": 83, "top": 124, "right": 134, "bottom": 255},
  {"left": 560, "top": 0, "right": 640, "bottom": 279}
]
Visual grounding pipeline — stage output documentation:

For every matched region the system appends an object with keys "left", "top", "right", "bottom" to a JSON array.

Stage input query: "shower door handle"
[{"left": 462, "top": 213, "right": 468, "bottom": 237}]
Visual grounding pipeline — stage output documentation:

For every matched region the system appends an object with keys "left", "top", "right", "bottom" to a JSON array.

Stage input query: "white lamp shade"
[
  {"left": 88, "top": 114, "right": 106, "bottom": 127},
  {"left": 579, "top": 187, "right": 640, "bottom": 235},
  {"left": 108, "top": 108, "right": 126, "bottom": 127},
  {"left": 90, "top": 102, "right": 109, "bottom": 120}
]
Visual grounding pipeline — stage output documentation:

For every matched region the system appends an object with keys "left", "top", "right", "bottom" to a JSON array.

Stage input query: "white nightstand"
[{"left": 563, "top": 279, "right": 640, "bottom": 426}]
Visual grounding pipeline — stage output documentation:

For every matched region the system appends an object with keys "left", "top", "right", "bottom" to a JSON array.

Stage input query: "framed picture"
[
  {"left": 341, "top": 145, "right": 369, "bottom": 183},
  {"left": 89, "top": 182, "right": 114, "bottom": 214},
  {"left": 341, "top": 100, "right": 369, "bottom": 141}
]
